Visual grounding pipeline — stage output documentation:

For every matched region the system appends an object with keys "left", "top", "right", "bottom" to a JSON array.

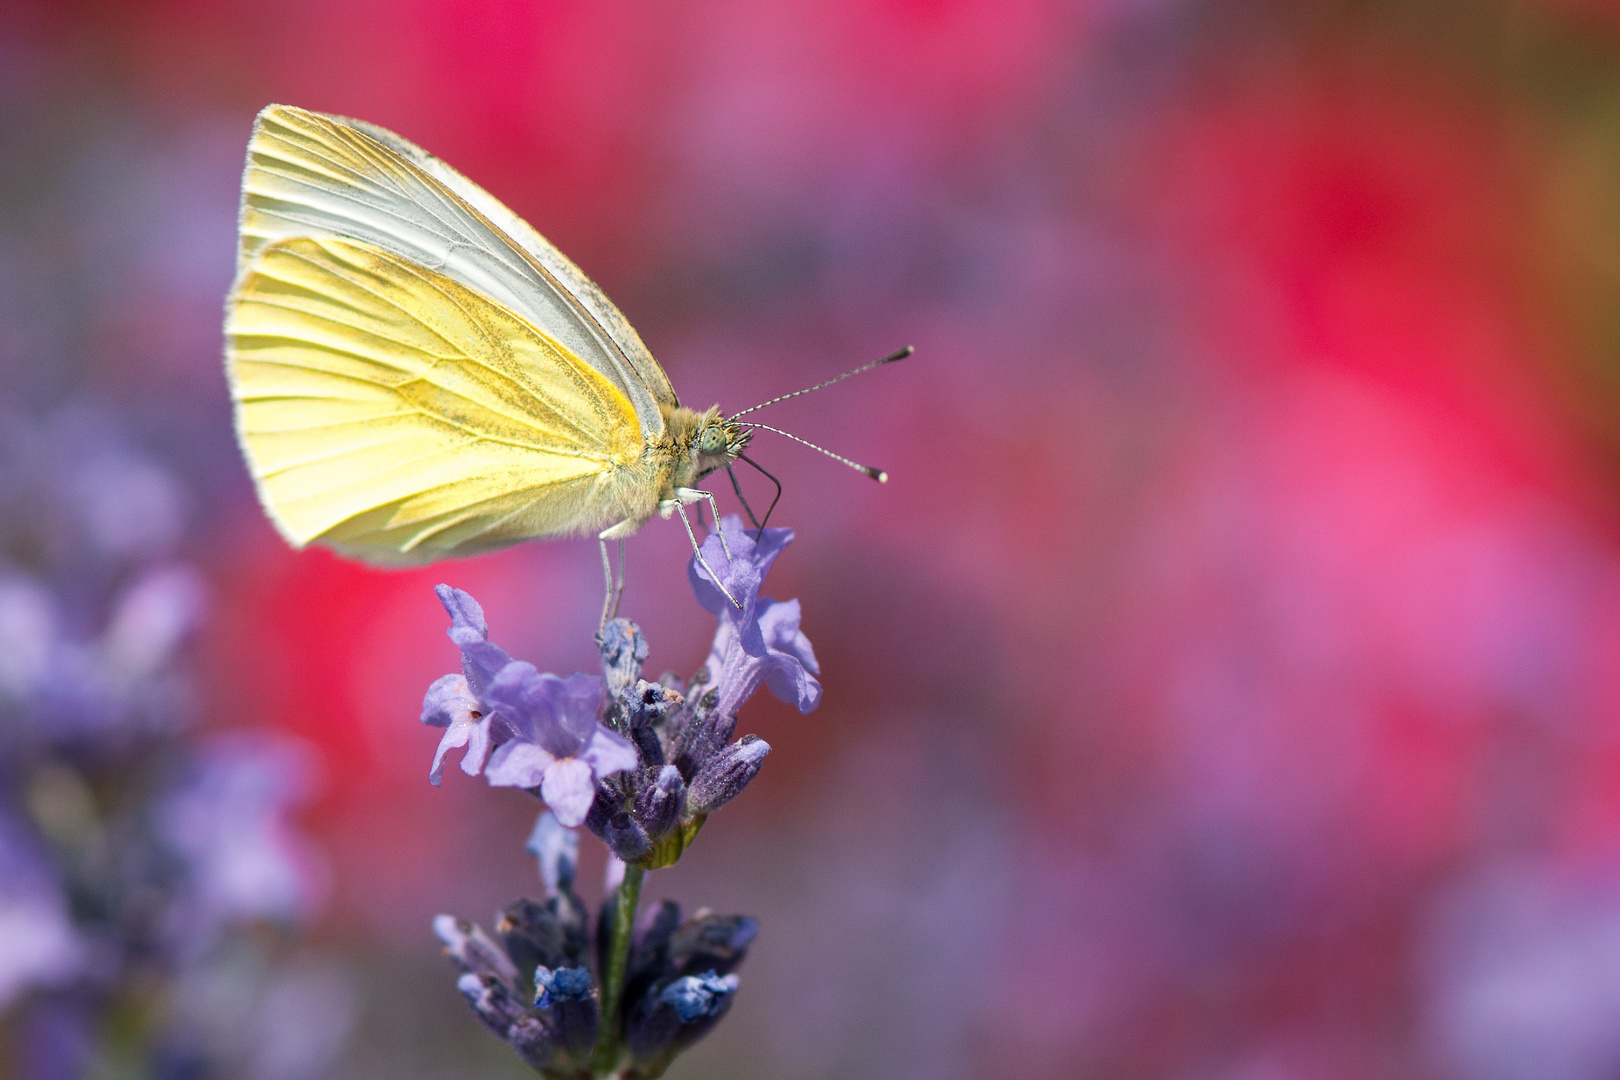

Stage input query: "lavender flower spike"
[
  {"left": 689, "top": 516, "right": 821, "bottom": 717},
  {"left": 482, "top": 666, "right": 637, "bottom": 827}
]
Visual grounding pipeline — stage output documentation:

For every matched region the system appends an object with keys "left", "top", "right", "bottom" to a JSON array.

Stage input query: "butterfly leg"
[
  {"left": 673, "top": 500, "right": 741, "bottom": 609},
  {"left": 597, "top": 525, "right": 636, "bottom": 630},
  {"left": 596, "top": 538, "right": 614, "bottom": 631},
  {"left": 672, "top": 487, "right": 733, "bottom": 562}
]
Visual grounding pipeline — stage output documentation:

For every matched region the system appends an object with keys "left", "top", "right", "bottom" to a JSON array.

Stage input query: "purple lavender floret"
[
  {"left": 421, "top": 586, "right": 636, "bottom": 827},
  {"left": 688, "top": 517, "right": 821, "bottom": 717},
  {"left": 482, "top": 666, "right": 636, "bottom": 828}
]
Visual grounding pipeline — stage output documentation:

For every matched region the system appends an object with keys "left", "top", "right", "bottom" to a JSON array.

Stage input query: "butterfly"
[{"left": 223, "top": 105, "right": 903, "bottom": 618}]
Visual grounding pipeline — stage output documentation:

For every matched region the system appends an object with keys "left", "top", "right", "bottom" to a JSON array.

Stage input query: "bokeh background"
[{"left": 6, "top": 0, "right": 1620, "bottom": 1077}]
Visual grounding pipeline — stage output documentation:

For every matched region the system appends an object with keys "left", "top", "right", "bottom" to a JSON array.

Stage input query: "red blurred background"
[{"left": 8, "top": 1, "right": 1620, "bottom": 1077}]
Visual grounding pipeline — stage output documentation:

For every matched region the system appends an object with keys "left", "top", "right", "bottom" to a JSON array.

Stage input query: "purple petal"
[
  {"left": 551, "top": 672, "right": 607, "bottom": 744},
  {"left": 704, "top": 598, "right": 822, "bottom": 716},
  {"left": 460, "top": 716, "right": 495, "bottom": 778},
  {"left": 484, "top": 740, "right": 559, "bottom": 790},
  {"left": 686, "top": 518, "right": 793, "bottom": 636},
  {"left": 482, "top": 665, "right": 604, "bottom": 757},
  {"left": 421, "top": 674, "right": 477, "bottom": 728},
  {"left": 578, "top": 726, "right": 638, "bottom": 779},
  {"left": 424, "top": 674, "right": 494, "bottom": 785},
  {"left": 758, "top": 598, "right": 818, "bottom": 672},
  {"left": 763, "top": 658, "right": 821, "bottom": 713},
  {"left": 429, "top": 712, "right": 495, "bottom": 786},
  {"left": 757, "top": 599, "right": 822, "bottom": 712},
  {"left": 450, "top": 627, "right": 512, "bottom": 697},
  {"left": 540, "top": 759, "right": 598, "bottom": 828},
  {"left": 435, "top": 584, "right": 488, "bottom": 637}
]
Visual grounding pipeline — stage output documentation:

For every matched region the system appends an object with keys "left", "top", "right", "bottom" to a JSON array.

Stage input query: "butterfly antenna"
[
  {"left": 734, "top": 423, "right": 887, "bottom": 483},
  {"left": 729, "top": 345, "right": 913, "bottom": 419}
]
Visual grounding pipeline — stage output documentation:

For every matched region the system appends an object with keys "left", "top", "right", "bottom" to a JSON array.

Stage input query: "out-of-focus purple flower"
[
  {"left": 155, "top": 732, "right": 324, "bottom": 949},
  {"left": 689, "top": 517, "right": 820, "bottom": 716},
  {"left": 422, "top": 585, "right": 637, "bottom": 826},
  {"left": 0, "top": 562, "right": 206, "bottom": 743},
  {"left": 101, "top": 564, "right": 208, "bottom": 684},
  {"left": 0, "top": 574, "right": 55, "bottom": 707},
  {"left": 0, "top": 812, "right": 84, "bottom": 1009},
  {"left": 164, "top": 948, "right": 355, "bottom": 1080},
  {"left": 1421, "top": 863, "right": 1620, "bottom": 1080}
]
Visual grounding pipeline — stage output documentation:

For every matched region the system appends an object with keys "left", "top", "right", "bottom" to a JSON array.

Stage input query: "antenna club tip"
[
  {"left": 881, "top": 346, "right": 915, "bottom": 364},
  {"left": 873, "top": 469, "right": 889, "bottom": 483}
]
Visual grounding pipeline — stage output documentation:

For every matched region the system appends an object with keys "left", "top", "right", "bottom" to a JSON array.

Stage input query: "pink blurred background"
[{"left": 8, "top": 1, "right": 1620, "bottom": 1077}]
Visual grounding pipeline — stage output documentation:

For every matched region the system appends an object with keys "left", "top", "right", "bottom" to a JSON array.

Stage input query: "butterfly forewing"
[
  {"left": 237, "top": 104, "right": 674, "bottom": 440},
  {"left": 227, "top": 235, "right": 645, "bottom": 563}
]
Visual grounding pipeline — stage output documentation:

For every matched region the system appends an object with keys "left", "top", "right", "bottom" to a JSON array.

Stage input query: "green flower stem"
[{"left": 592, "top": 863, "right": 646, "bottom": 1078}]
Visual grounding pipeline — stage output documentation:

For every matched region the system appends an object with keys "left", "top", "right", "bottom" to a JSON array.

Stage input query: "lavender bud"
[
  {"left": 624, "top": 900, "right": 683, "bottom": 992},
  {"left": 496, "top": 897, "right": 588, "bottom": 981},
  {"left": 634, "top": 766, "right": 685, "bottom": 839},
  {"left": 670, "top": 913, "right": 758, "bottom": 977},
  {"left": 685, "top": 737, "right": 770, "bottom": 817},
  {"left": 453, "top": 973, "right": 557, "bottom": 1071},
  {"left": 600, "top": 810, "right": 652, "bottom": 864},
  {"left": 534, "top": 965, "right": 594, "bottom": 1007},
  {"left": 670, "top": 707, "right": 736, "bottom": 782},
  {"left": 624, "top": 680, "right": 683, "bottom": 766},
  {"left": 597, "top": 618, "right": 648, "bottom": 700},
  {"left": 434, "top": 915, "right": 521, "bottom": 990},
  {"left": 623, "top": 970, "right": 739, "bottom": 1065},
  {"left": 660, "top": 971, "right": 738, "bottom": 1023}
]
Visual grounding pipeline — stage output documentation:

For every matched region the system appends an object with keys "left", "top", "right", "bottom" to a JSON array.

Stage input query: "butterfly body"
[{"left": 224, "top": 105, "right": 747, "bottom": 566}]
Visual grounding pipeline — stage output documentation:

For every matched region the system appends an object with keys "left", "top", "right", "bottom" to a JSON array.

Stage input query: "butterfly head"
[{"left": 693, "top": 408, "right": 751, "bottom": 479}]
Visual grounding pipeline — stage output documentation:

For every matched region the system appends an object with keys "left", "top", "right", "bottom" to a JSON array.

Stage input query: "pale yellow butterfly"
[{"left": 224, "top": 105, "right": 902, "bottom": 618}]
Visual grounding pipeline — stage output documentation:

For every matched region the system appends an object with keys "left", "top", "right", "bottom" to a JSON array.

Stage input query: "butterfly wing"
[
  {"left": 226, "top": 235, "right": 648, "bottom": 563},
  {"left": 236, "top": 103, "right": 675, "bottom": 440}
]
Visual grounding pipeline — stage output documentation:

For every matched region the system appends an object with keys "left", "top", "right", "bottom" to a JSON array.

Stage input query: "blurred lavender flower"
[
  {"left": 0, "top": 813, "right": 84, "bottom": 1010},
  {"left": 1422, "top": 862, "right": 1620, "bottom": 1080},
  {"left": 155, "top": 732, "right": 325, "bottom": 954},
  {"left": 425, "top": 516, "right": 811, "bottom": 1077},
  {"left": 0, "top": 412, "right": 345, "bottom": 1080}
]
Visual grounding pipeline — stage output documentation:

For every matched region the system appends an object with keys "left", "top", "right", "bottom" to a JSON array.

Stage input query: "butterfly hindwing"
[
  {"left": 237, "top": 104, "right": 675, "bottom": 441},
  {"left": 227, "top": 235, "right": 646, "bottom": 563}
]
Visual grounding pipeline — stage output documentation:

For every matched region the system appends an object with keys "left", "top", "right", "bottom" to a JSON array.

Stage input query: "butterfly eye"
[{"left": 698, "top": 427, "right": 729, "bottom": 456}]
